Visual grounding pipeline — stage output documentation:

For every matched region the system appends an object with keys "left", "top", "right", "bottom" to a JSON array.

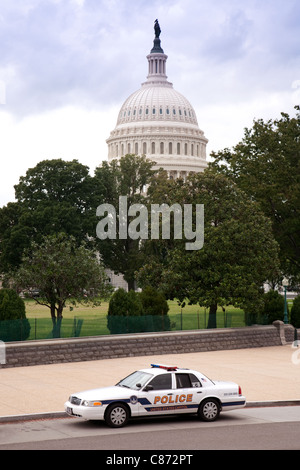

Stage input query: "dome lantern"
[{"left": 146, "top": 20, "right": 169, "bottom": 85}]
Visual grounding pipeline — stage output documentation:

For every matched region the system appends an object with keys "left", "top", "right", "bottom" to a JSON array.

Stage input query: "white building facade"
[{"left": 106, "top": 21, "right": 208, "bottom": 178}]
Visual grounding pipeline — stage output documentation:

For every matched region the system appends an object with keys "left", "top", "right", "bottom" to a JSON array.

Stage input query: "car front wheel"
[
  {"left": 105, "top": 403, "right": 129, "bottom": 428},
  {"left": 198, "top": 398, "right": 220, "bottom": 422}
]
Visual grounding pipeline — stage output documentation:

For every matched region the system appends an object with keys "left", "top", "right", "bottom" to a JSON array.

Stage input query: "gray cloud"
[
  {"left": 1, "top": 0, "right": 299, "bottom": 117},
  {"left": 0, "top": 0, "right": 299, "bottom": 208}
]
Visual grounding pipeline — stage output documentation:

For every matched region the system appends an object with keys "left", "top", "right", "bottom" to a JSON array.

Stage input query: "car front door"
[{"left": 138, "top": 373, "right": 175, "bottom": 416}]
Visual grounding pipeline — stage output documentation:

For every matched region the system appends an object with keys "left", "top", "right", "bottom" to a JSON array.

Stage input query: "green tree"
[
  {"left": 210, "top": 107, "right": 300, "bottom": 280},
  {"left": 138, "top": 171, "right": 280, "bottom": 328},
  {"left": 14, "top": 158, "right": 94, "bottom": 212},
  {"left": 0, "top": 159, "right": 96, "bottom": 272},
  {"left": 93, "top": 154, "right": 156, "bottom": 290},
  {"left": 13, "top": 233, "right": 112, "bottom": 336}
]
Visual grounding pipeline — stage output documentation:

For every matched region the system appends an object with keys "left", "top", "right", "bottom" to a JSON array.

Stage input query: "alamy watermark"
[{"left": 96, "top": 196, "right": 204, "bottom": 251}]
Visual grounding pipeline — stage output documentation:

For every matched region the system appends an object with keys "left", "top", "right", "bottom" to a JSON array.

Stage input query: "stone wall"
[{"left": 0, "top": 322, "right": 295, "bottom": 369}]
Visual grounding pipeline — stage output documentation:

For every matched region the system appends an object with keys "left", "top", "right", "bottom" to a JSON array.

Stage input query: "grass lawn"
[
  {"left": 24, "top": 298, "right": 243, "bottom": 319},
  {"left": 22, "top": 298, "right": 248, "bottom": 340},
  {"left": 5, "top": 297, "right": 293, "bottom": 341}
]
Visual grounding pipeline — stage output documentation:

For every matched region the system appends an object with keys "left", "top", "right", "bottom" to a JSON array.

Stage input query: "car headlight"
[{"left": 81, "top": 400, "right": 102, "bottom": 407}]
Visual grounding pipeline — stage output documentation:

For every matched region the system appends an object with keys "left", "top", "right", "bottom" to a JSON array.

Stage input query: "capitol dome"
[{"left": 106, "top": 21, "right": 208, "bottom": 178}]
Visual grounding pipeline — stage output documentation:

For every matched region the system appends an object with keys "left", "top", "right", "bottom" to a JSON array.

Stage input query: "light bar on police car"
[{"left": 150, "top": 364, "right": 178, "bottom": 371}]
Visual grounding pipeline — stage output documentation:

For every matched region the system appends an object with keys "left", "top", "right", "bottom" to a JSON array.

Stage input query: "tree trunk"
[
  {"left": 207, "top": 303, "right": 217, "bottom": 329},
  {"left": 50, "top": 302, "right": 62, "bottom": 338},
  {"left": 50, "top": 302, "right": 56, "bottom": 323}
]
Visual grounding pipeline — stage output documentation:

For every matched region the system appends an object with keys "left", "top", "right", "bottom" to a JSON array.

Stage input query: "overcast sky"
[{"left": 0, "top": 0, "right": 299, "bottom": 207}]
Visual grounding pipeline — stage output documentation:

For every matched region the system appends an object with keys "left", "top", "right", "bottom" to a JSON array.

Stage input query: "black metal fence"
[{"left": 0, "top": 310, "right": 249, "bottom": 342}]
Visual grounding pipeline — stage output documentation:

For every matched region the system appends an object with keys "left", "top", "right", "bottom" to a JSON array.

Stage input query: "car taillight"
[{"left": 238, "top": 386, "right": 242, "bottom": 395}]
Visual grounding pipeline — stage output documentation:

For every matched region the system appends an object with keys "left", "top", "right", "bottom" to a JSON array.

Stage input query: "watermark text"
[{"left": 96, "top": 196, "right": 204, "bottom": 251}]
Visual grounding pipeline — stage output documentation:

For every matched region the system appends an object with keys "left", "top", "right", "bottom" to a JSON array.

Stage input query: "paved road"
[{"left": 0, "top": 406, "right": 299, "bottom": 450}]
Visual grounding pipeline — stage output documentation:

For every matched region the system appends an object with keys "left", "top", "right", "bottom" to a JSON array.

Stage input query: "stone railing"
[{"left": 0, "top": 322, "right": 295, "bottom": 369}]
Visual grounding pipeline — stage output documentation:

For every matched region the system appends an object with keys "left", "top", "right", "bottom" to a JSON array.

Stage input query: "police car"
[{"left": 64, "top": 364, "right": 246, "bottom": 427}]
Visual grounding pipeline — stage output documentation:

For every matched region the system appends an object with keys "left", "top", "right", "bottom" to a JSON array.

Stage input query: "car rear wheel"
[
  {"left": 198, "top": 398, "right": 220, "bottom": 422},
  {"left": 105, "top": 403, "right": 129, "bottom": 428}
]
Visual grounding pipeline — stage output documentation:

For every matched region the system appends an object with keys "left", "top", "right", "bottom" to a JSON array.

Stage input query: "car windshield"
[{"left": 116, "top": 371, "right": 153, "bottom": 391}]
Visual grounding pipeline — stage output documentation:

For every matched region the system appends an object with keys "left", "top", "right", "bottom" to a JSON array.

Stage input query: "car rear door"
[{"left": 172, "top": 372, "right": 202, "bottom": 414}]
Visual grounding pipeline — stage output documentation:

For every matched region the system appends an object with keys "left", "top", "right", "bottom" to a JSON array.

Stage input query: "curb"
[
  {"left": 0, "top": 411, "right": 67, "bottom": 423},
  {"left": 1, "top": 400, "right": 300, "bottom": 424},
  {"left": 245, "top": 400, "right": 300, "bottom": 408}
]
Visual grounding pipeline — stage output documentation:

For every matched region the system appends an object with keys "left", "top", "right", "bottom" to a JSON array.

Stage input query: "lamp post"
[{"left": 282, "top": 277, "right": 289, "bottom": 324}]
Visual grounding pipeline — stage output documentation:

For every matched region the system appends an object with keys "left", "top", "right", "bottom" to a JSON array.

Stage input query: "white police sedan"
[{"left": 64, "top": 364, "right": 246, "bottom": 427}]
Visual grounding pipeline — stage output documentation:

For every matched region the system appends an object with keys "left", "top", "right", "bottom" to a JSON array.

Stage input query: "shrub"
[
  {"left": 108, "top": 288, "right": 143, "bottom": 317},
  {"left": 107, "top": 286, "right": 170, "bottom": 333},
  {"left": 139, "top": 286, "right": 169, "bottom": 316},
  {"left": 0, "top": 288, "right": 31, "bottom": 341},
  {"left": 107, "top": 288, "right": 144, "bottom": 334},
  {"left": 291, "top": 295, "right": 300, "bottom": 328},
  {"left": 261, "top": 290, "right": 285, "bottom": 324},
  {"left": 139, "top": 286, "right": 170, "bottom": 331}
]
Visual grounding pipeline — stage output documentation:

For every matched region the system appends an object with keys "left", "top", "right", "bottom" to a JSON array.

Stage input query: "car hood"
[{"left": 71, "top": 385, "right": 133, "bottom": 401}]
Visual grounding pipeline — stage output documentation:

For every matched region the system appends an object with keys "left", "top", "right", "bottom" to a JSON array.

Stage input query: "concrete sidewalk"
[{"left": 0, "top": 345, "right": 299, "bottom": 421}]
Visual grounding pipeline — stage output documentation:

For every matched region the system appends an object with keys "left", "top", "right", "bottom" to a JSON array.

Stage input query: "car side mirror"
[{"left": 143, "top": 385, "right": 153, "bottom": 391}]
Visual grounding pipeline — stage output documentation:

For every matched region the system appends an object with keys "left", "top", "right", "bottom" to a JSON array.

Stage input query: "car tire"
[
  {"left": 198, "top": 398, "right": 220, "bottom": 422},
  {"left": 105, "top": 403, "right": 129, "bottom": 428}
]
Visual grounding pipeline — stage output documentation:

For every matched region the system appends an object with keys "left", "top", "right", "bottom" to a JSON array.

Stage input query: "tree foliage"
[
  {"left": 0, "top": 159, "right": 96, "bottom": 272},
  {"left": 93, "top": 154, "right": 156, "bottom": 290},
  {"left": 0, "top": 202, "right": 31, "bottom": 272},
  {"left": 210, "top": 107, "right": 300, "bottom": 280},
  {"left": 138, "top": 171, "right": 280, "bottom": 328}
]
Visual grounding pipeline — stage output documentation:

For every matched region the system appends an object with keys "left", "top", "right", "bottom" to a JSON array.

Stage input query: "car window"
[
  {"left": 176, "top": 373, "right": 202, "bottom": 388},
  {"left": 189, "top": 373, "right": 202, "bottom": 388},
  {"left": 117, "top": 371, "right": 153, "bottom": 390},
  {"left": 148, "top": 373, "right": 172, "bottom": 390},
  {"left": 176, "top": 373, "right": 191, "bottom": 388}
]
